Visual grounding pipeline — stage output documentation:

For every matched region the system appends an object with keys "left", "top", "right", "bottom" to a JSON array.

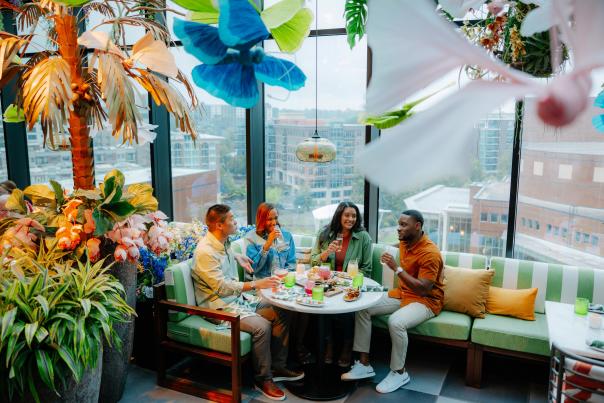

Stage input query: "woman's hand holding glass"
[
  {"left": 254, "top": 276, "right": 280, "bottom": 290},
  {"left": 321, "top": 240, "right": 340, "bottom": 261}
]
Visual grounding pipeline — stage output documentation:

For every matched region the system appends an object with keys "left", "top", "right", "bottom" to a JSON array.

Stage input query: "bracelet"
[
  {"left": 251, "top": 281, "right": 256, "bottom": 290},
  {"left": 395, "top": 267, "right": 403, "bottom": 274}
]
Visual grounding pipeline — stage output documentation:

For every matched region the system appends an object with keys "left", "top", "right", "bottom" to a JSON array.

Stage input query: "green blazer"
[{"left": 311, "top": 229, "right": 373, "bottom": 277}]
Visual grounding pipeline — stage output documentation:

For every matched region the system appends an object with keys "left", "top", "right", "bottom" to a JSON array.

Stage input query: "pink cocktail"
[
  {"left": 319, "top": 266, "right": 331, "bottom": 281},
  {"left": 305, "top": 280, "right": 315, "bottom": 296}
]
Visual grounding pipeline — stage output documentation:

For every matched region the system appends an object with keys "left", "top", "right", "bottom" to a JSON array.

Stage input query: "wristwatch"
[
  {"left": 251, "top": 280, "right": 256, "bottom": 290},
  {"left": 395, "top": 267, "right": 404, "bottom": 275}
]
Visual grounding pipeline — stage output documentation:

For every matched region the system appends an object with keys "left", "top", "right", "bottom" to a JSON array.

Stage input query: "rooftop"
[
  {"left": 404, "top": 185, "right": 471, "bottom": 216},
  {"left": 514, "top": 232, "right": 604, "bottom": 268},
  {"left": 523, "top": 141, "right": 604, "bottom": 156},
  {"left": 474, "top": 181, "right": 510, "bottom": 202}
]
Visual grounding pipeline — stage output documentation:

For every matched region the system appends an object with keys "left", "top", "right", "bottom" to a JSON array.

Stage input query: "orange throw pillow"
[
  {"left": 443, "top": 266, "right": 494, "bottom": 318},
  {"left": 487, "top": 286, "right": 537, "bottom": 321}
]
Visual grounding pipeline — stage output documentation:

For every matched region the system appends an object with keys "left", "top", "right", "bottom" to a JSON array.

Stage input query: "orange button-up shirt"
[{"left": 387, "top": 234, "right": 445, "bottom": 315}]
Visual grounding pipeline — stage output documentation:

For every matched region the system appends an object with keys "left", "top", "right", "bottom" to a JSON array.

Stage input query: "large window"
[
  {"left": 264, "top": 36, "right": 367, "bottom": 236},
  {"left": 169, "top": 48, "right": 247, "bottom": 224},
  {"left": 377, "top": 106, "right": 513, "bottom": 256},
  {"left": 27, "top": 123, "right": 74, "bottom": 189},
  {"left": 513, "top": 96, "right": 604, "bottom": 267}
]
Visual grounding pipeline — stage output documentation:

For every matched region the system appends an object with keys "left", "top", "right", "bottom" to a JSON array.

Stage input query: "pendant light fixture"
[{"left": 295, "top": 0, "right": 336, "bottom": 163}]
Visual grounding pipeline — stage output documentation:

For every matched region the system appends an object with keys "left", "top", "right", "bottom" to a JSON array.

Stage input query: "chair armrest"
[{"left": 157, "top": 299, "right": 241, "bottom": 323}]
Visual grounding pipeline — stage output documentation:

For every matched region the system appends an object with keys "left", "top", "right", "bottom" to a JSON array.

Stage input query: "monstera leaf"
[{"left": 344, "top": 0, "right": 367, "bottom": 49}]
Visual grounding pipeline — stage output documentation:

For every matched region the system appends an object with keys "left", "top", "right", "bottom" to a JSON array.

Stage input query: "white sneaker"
[
  {"left": 340, "top": 360, "right": 376, "bottom": 381},
  {"left": 376, "top": 370, "right": 410, "bottom": 393}
]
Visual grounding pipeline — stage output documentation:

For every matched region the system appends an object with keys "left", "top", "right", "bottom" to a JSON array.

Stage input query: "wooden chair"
[{"left": 153, "top": 259, "right": 251, "bottom": 403}]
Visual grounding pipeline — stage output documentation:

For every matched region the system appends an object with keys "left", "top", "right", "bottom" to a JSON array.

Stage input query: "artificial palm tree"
[{"left": 0, "top": 0, "right": 197, "bottom": 190}]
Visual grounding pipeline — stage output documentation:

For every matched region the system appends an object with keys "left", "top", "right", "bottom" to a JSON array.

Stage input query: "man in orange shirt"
[{"left": 341, "top": 210, "right": 444, "bottom": 393}]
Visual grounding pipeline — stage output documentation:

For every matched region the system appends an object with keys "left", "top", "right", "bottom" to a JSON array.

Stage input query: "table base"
[{"left": 285, "top": 362, "right": 355, "bottom": 401}]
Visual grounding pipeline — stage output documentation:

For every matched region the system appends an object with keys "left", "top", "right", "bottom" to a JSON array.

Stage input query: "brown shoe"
[
  {"left": 255, "top": 380, "right": 286, "bottom": 401},
  {"left": 272, "top": 367, "right": 305, "bottom": 382}
]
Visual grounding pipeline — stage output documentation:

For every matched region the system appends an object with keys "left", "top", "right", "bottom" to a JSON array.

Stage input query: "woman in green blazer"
[{"left": 311, "top": 201, "right": 373, "bottom": 367}]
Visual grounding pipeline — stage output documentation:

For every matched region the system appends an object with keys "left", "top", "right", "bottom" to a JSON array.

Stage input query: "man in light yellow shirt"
[{"left": 192, "top": 204, "right": 303, "bottom": 401}]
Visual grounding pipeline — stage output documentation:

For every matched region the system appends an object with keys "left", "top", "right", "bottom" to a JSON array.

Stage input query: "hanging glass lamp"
[
  {"left": 295, "top": 129, "right": 336, "bottom": 162},
  {"left": 294, "top": 0, "right": 336, "bottom": 163}
]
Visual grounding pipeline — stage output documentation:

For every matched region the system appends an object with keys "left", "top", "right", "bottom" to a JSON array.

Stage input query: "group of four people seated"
[{"left": 191, "top": 201, "right": 444, "bottom": 400}]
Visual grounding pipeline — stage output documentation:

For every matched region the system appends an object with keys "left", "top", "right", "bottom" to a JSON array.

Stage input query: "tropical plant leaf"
[
  {"left": 125, "top": 183, "right": 158, "bottom": 213},
  {"left": 56, "top": 345, "right": 81, "bottom": 381},
  {"left": 34, "top": 349, "right": 54, "bottom": 389},
  {"left": 98, "top": 17, "right": 170, "bottom": 45},
  {"left": 49, "top": 180, "right": 64, "bottom": 206},
  {"left": 22, "top": 57, "right": 73, "bottom": 148},
  {"left": 34, "top": 295, "right": 50, "bottom": 317},
  {"left": 24, "top": 322, "right": 39, "bottom": 348},
  {"left": 102, "top": 201, "right": 136, "bottom": 221},
  {"left": 3, "top": 103, "right": 25, "bottom": 123},
  {"left": 95, "top": 52, "right": 141, "bottom": 144},
  {"left": 24, "top": 184, "right": 56, "bottom": 208},
  {"left": 1, "top": 307, "right": 17, "bottom": 341},
  {"left": 92, "top": 209, "right": 113, "bottom": 236},
  {"left": 5, "top": 189, "right": 27, "bottom": 213},
  {"left": 79, "top": 298, "right": 91, "bottom": 317},
  {"left": 17, "top": 3, "right": 45, "bottom": 31},
  {"left": 104, "top": 169, "right": 125, "bottom": 188},
  {"left": 133, "top": 69, "right": 197, "bottom": 139},
  {"left": 344, "top": 0, "right": 367, "bottom": 49}
]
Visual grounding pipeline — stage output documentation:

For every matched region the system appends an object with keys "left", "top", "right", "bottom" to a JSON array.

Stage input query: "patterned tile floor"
[{"left": 121, "top": 334, "right": 549, "bottom": 403}]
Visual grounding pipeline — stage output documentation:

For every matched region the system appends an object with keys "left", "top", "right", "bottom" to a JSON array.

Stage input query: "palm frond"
[
  {"left": 82, "top": 2, "right": 116, "bottom": 21},
  {"left": 96, "top": 52, "right": 140, "bottom": 144},
  {"left": 175, "top": 70, "right": 198, "bottom": 108},
  {"left": 96, "top": 16, "right": 170, "bottom": 45},
  {"left": 22, "top": 57, "right": 73, "bottom": 147},
  {"left": 84, "top": 70, "right": 107, "bottom": 129},
  {"left": 133, "top": 69, "right": 197, "bottom": 139},
  {"left": 17, "top": 3, "right": 45, "bottom": 31},
  {"left": 0, "top": 35, "right": 28, "bottom": 82},
  {"left": 37, "top": 0, "right": 68, "bottom": 16}
]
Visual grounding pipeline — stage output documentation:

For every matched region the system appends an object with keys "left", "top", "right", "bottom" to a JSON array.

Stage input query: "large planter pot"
[
  {"left": 132, "top": 298, "right": 156, "bottom": 370},
  {"left": 99, "top": 259, "right": 137, "bottom": 403},
  {"left": 9, "top": 345, "right": 102, "bottom": 403}
]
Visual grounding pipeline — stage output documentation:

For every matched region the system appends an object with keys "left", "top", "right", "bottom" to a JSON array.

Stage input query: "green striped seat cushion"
[
  {"left": 167, "top": 315, "right": 252, "bottom": 356},
  {"left": 471, "top": 313, "right": 549, "bottom": 356},
  {"left": 372, "top": 310, "right": 472, "bottom": 341},
  {"left": 441, "top": 251, "right": 488, "bottom": 270},
  {"left": 489, "top": 257, "right": 603, "bottom": 314},
  {"left": 164, "top": 259, "right": 197, "bottom": 322}
]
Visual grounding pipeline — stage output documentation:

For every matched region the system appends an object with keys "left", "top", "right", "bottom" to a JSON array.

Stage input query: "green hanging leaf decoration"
[
  {"left": 267, "top": 7, "right": 313, "bottom": 53},
  {"left": 3, "top": 104, "right": 25, "bottom": 123},
  {"left": 361, "top": 84, "right": 452, "bottom": 129},
  {"left": 344, "top": 0, "right": 367, "bottom": 49}
]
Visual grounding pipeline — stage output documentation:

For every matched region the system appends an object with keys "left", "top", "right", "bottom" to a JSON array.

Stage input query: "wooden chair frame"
[{"left": 153, "top": 282, "right": 250, "bottom": 403}]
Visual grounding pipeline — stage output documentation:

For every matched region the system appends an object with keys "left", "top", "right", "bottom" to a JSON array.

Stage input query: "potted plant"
[
  {"left": 0, "top": 251, "right": 134, "bottom": 403},
  {"left": 0, "top": 169, "right": 172, "bottom": 402}
]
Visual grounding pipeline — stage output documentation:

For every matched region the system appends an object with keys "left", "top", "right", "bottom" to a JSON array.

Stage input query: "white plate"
[{"left": 295, "top": 298, "right": 325, "bottom": 308}]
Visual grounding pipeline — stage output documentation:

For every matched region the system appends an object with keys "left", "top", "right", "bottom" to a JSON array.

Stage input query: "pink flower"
[
  {"left": 86, "top": 238, "right": 101, "bottom": 262},
  {"left": 487, "top": 0, "right": 507, "bottom": 15},
  {"left": 127, "top": 245, "right": 140, "bottom": 262},
  {"left": 114, "top": 245, "right": 128, "bottom": 262}
]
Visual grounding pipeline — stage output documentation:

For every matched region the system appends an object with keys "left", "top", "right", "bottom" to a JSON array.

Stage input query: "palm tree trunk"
[{"left": 54, "top": 13, "right": 95, "bottom": 190}]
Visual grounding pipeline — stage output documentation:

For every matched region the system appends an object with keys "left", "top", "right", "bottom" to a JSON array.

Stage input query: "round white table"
[{"left": 260, "top": 276, "right": 384, "bottom": 400}]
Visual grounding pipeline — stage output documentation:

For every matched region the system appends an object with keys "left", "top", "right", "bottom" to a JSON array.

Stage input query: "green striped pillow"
[
  {"left": 164, "top": 259, "right": 197, "bottom": 322},
  {"left": 293, "top": 234, "right": 316, "bottom": 248},
  {"left": 489, "top": 257, "right": 603, "bottom": 314}
]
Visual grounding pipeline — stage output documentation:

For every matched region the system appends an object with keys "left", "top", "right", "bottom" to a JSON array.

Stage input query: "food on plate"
[
  {"left": 335, "top": 271, "right": 352, "bottom": 280},
  {"left": 343, "top": 288, "right": 361, "bottom": 302}
]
